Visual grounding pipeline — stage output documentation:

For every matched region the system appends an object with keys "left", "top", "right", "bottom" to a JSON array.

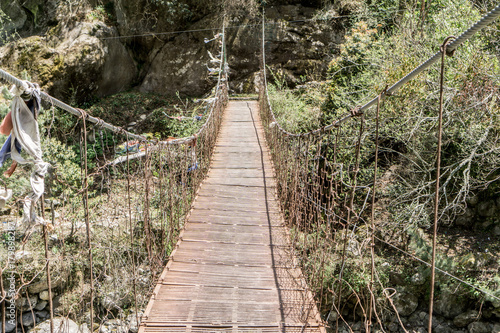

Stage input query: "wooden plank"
[
  {"left": 140, "top": 100, "right": 325, "bottom": 333},
  {"left": 194, "top": 196, "right": 280, "bottom": 210}
]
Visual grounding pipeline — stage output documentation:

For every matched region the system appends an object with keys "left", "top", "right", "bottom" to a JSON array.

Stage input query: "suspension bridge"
[{"left": 0, "top": 4, "right": 499, "bottom": 333}]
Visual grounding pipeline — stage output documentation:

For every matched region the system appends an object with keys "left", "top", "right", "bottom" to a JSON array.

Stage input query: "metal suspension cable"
[
  {"left": 262, "top": 3, "right": 500, "bottom": 137},
  {"left": 0, "top": 25, "right": 227, "bottom": 146},
  {"left": 0, "top": 68, "right": 146, "bottom": 141}
]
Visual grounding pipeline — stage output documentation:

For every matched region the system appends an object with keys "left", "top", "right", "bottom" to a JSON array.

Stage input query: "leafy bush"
[
  {"left": 42, "top": 137, "right": 82, "bottom": 195},
  {"left": 269, "top": 0, "right": 500, "bottom": 324},
  {"left": 324, "top": 0, "right": 500, "bottom": 229},
  {"left": 267, "top": 84, "right": 322, "bottom": 133}
]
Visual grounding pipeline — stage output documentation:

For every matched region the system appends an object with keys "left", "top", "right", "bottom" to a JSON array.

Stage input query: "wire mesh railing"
[
  {"left": 260, "top": 4, "right": 500, "bottom": 332},
  {"left": 0, "top": 24, "right": 228, "bottom": 333}
]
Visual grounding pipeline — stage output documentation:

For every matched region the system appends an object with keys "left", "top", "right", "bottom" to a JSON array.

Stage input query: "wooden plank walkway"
[{"left": 139, "top": 101, "right": 325, "bottom": 333}]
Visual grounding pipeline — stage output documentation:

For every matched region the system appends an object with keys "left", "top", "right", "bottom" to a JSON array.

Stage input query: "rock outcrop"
[{"left": 1, "top": 0, "right": 343, "bottom": 99}]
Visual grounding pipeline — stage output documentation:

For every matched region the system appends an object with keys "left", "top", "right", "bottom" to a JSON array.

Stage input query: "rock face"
[
  {"left": 0, "top": 19, "right": 137, "bottom": 103},
  {"left": 1, "top": 0, "right": 342, "bottom": 99},
  {"left": 139, "top": 20, "right": 214, "bottom": 96}
]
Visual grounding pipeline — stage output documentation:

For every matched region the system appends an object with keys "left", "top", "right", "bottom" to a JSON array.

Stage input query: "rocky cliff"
[{"left": 0, "top": 0, "right": 344, "bottom": 102}]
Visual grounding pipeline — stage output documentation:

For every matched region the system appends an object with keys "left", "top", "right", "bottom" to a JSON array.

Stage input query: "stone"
[
  {"left": 15, "top": 295, "right": 38, "bottom": 311},
  {"left": 29, "top": 282, "right": 49, "bottom": 294},
  {"left": 393, "top": 289, "right": 419, "bottom": 316},
  {"left": 0, "top": 319, "right": 17, "bottom": 333},
  {"left": 467, "top": 322, "right": 490, "bottom": 333},
  {"left": 127, "top": 313, "right": 141, "bottom": 333},
  {"left": 0, "top": 22, "right": 136, "bottom": 104},
  {"left": 18, "top": 311, "right": 37, "bottom": 327},
  {"left": 31, "top": 318, "right": 80, "bottom": 333},
  {"left": 481, "top": 219, "right": 493, "bottom": 229},
  {"left": 15, "top": 250, "right": 33, "bottom": 262},
  {"left": 35, "top": 300, "right": 48, "bottom": 311},
  {"left": 411, "top": 328, "right": 426, "bottom": 333},
  {"left": 467, "top": 195, "right": 479, "bottom": 206},
  {"left": 434, "top": 324, "right": 454, "bottom": 333},
  {"left": 408, "top": 311, "right": 421, "bottom": 324},
  {"left": 351, "top": 321, "right": 361, "bottom": 331},
  {"left": 419, "top": 311, "right": 428, "bottom": 321},
  {"left": 387, "top": 322, "right": 398, "bottom": 332},
  {"left": 434, "top": 293, "right": 466, "bottom": 318},
  {"left": 79, "top": 323, "right": 91, "bottom": 333},
  {"left": 139, "top": 35, "right": 211, "bottom": 97},
  {"left": 477, "top": 200, "right": 496, "bottom": 217},
  {"left": 39, "top": 290, "right": 50, "bottom": 301},
  {"left": 52, "top": 295, "right": 64, "bottom": 315},
  {"left": 453, "top": 310, "right": 479, "bottom": 328},
  {"left": 491, "top": 323, "right": 500, "bottom": 333},
  {"left": 389, "top": 271, "right": 405, "bottom": 285},
  {"left": 29, "top": 271, "right": 68, "bottom": 293},
  {"left": 456, "top": 208, "right": 475, "bottom": 227},
  {"left": 326, "top": 310, "right": 338, "bottom": 323},
  {"left": 411, "top": 271, "right": 426, "bottom": 285},
  {"left": 100, "top": 290, "right": 133, "bottom": 311},
  {"left": 36, "top": 310, "right": 50, "bottom": 319}
]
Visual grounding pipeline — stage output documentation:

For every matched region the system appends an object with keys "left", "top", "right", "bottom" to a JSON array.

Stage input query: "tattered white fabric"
[
  {"left": 10, "top": 84, "right": 49, "bottom": 224},
  {"left": 0, "top": 188, "right": 12, "bottom": 209}
]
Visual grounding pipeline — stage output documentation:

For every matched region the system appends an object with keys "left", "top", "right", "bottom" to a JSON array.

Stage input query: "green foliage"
[
  {"left": 267, "top": 84, "right": 322, "bottom": 133},
  {"left": 87, "top": 91, "right": 205, "bottom": 139},
  {"left": 147, "top": 0, "right": 191, "bottom": 25},
  {"left": 86, "top": 5, "right": 110, "bottom": 22},
  {"left": 324, "top": 20, "right": 381, "bottom": 121},
  {"left": 323, "top": 0, "right": 500, "bottom": 229},
  {"left": 42, "top": 137, "right": 82, "bottom": 195},
  {"left": 270, "top": 0, "right": 500, "bottom": 322},
  {"left": 0, "top": 99, "right": 9, "bottom": 120}
]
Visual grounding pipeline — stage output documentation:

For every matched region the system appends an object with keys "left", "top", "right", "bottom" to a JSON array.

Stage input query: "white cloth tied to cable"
[
  {"left": 0, "top": 188, "right": 12, "bottom": 208},
  {"left": 10, "top": 83, "right": 50, "bottom": 224}
]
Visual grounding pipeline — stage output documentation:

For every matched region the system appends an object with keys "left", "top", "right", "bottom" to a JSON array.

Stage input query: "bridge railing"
[
  {"left": 0, "top": 24, "right": 228, "bottom": 333},
  {"left": 260, "top": 4, "right": 500, "bottom": 332}
]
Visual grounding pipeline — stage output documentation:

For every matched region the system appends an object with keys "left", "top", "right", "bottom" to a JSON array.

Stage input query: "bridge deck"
[{"left": 139, "top": 101, "right": 325, "bottom": 333}]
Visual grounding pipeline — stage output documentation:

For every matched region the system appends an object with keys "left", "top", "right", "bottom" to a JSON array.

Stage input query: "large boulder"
[
  {"left": 139, "top": 28, "right": 212, "bottom": 96},
  {"left": 0, "top": 21, "right": 136, "bottom": 103},
  {"left": 2, "top": 1, "right": 343, "bottom": 98}
]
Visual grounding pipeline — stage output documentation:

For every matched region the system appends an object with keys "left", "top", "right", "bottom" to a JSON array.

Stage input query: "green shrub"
[
  {"left": 268, "top": 84, "right": 322, "bottom": 133},
  {"left": 42, "top": 136, "right": 82, "bottom": 196}
]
